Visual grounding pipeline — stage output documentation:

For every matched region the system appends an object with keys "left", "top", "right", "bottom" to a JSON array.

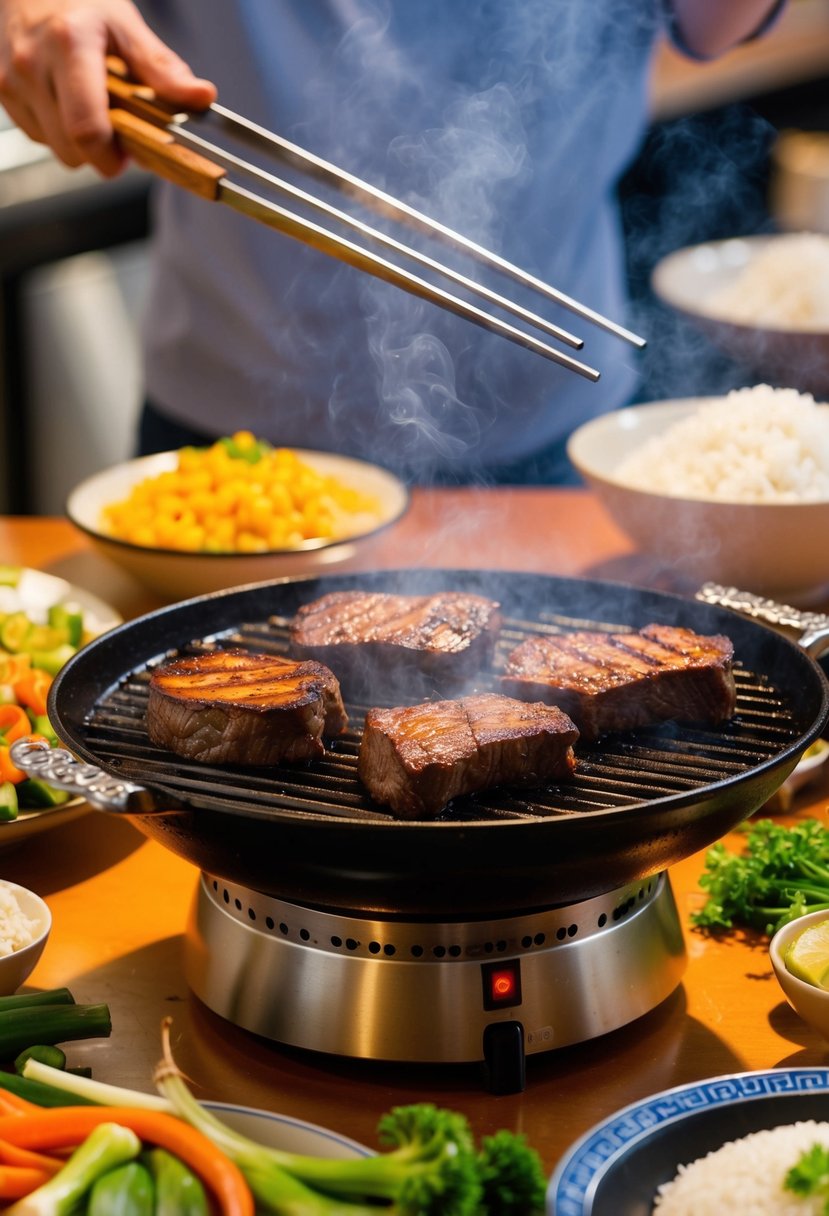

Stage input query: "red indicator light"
[
  {"left": 492, "top": 971, "right": 517, "bottom": 1000},
  {"left": 482, "top": 959, "right": 522, "bottom": 1010}
]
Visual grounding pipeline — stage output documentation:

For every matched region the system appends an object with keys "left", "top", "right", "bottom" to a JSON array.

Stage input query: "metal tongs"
[{"left": 106, "top": 57, "right": 645, "bottom": 381}]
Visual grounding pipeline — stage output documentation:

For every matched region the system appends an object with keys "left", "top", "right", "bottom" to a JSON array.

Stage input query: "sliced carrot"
[
  {"left": 0, "top": 704, "right": 33, "bottom": 744},
  {"left": 0, "top": 1164, "right": 51, "bottom": 1199},
  {"left": 0, "top": 733, "right": 50, "bottom": 784},
  {"left": 12, "top": 669, "right": 51, "bottom": 718},
  {"left": 0, "top": 1106, "right": 254, "bottom": 1216}
]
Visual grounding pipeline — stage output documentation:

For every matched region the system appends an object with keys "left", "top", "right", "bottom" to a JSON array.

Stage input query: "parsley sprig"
[
  {"left": 786, "top": 1143, "right": 829, "bottom": 1212},
  {"left": 692, "top": 818, "right": 829, "bottom": 936}
]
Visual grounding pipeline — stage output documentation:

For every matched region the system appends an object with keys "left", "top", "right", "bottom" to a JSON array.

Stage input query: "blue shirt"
[{"left": 137, "top": 0, "right": 663, "bottom": 479}]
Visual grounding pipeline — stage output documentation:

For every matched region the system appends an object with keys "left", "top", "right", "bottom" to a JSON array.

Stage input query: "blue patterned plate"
[{"left": 547, "top": 1067, "right": 829, "bottom": 1215}]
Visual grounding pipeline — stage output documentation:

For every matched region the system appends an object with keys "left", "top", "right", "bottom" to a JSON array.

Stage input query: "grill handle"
[
  {"left": 9, "top": 739, "right": 170, "bottom": 814},
  {"left": 696, "top": 583, "right": 829, "bottom": 660}
]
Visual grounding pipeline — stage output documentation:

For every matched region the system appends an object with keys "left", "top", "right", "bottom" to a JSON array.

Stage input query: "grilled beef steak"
[
  {"left": 358, "top": 691, "right": 578, "bottom": 819},
  {"left": 501, "top": 623, "right": 736, "bottom": 742},
  {"left": 289, "top": 590, "right": 502, "bottom": 698},
  {"left": 146, "top": 648, "right": 348, "bottom": 765}
]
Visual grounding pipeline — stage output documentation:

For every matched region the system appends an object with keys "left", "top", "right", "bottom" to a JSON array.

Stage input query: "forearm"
[{"left": 670, "top": 0, "right": 785, "bottom": 58}]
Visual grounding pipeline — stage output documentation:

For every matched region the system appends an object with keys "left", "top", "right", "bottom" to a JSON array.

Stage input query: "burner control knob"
[{"left": 482, "top": 1020, "right": 526, "bottom": 1094}]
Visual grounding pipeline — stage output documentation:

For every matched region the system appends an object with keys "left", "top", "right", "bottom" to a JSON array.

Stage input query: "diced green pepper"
[
  {"left": 30, "top": 643, "right": 77, "bottom": 675},
  {"left": 18, "top": 778, "right": 70, "bottom": 809},
  {"left": 29, "top": 713, "right": 59, "bottom": 746},
  {"left": 48, "top": 602, "right": 84, "bottom": 647},
  {"left": 0, "top": 779, "right": 18, "bottom": 822},
  {"left": 0, "top": 565, "right": 21, "bottom": 587},
  {"left": 0, "top": 610, "right": 33, "bottom": 653}
]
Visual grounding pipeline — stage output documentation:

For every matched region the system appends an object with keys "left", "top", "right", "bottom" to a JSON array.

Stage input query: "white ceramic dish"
[
  {"left": 652, "top": 235, "right": 829, "bottom": 394},
  {"left": 770, "top": 910, "right": 829, "bottom": 1042},
  {"left": 202, "top": 1101, "right": 371, "bottom": 1158},
  {"left": 0, "top": 880, "right": 51, "bottom": 995},
  {"left": 0, "top": 568, "right": 121, "bottom": 851},
  {"left": 548, "top": 1067, "right": 829, "bottom": 1215},
  {"left": 568, "top": 397, "right": 829, "bottom": 603},
  {"left": 66, "top": 449, "right": 410, "bottom": 602}
]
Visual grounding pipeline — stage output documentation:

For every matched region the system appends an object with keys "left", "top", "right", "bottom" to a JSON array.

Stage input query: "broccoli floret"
[{"left": 476, "top": 1129, "right": 547, "bottom": 1216}]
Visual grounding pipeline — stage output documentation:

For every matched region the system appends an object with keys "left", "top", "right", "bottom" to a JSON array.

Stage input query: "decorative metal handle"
[
  {"left": 696, "top": 583, "right": 829, "bottom": 660},
  {"left": 9, "top": 738, "right": 158, "bottom": 814}
]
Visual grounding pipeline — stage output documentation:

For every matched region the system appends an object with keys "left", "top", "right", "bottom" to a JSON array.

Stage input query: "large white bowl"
[
  {"left": 652, "top": 235, "right": 829, "bottom": 395},
  {"left": 67, "top": 450, "right": 410, "bottom": 602},
  {"left": 0, "top": 880, "right": 51, "bottom": 995},
  {"left": 568, "top": 397, "right": 829, "bottom": 603}
]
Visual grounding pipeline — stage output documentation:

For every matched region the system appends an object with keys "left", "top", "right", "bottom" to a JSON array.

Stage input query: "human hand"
[{"left": 0, "top": 0, "right": 216, "bottom": 177}]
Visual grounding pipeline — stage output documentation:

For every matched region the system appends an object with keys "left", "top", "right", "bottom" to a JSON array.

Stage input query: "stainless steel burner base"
[{"left": 184, "top": 872, "right": 686, "bottom": 1066}]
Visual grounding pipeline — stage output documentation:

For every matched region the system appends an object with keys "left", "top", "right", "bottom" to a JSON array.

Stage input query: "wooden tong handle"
[{"left": 107, "top": 55, "right": 224, "bottom": 200}]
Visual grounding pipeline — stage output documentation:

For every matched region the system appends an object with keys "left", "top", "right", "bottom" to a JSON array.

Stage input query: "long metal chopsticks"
[{"left": 106, "top": 58, "right": 645, "bottom": 380}]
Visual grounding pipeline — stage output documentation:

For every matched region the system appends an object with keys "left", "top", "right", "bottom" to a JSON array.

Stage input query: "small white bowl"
[
  {"left": 568, "top": 397, "right": 829, "bottom": 603},
  {"left": 770, "top": 909, "right": 829, "bottom": 1041},
  {"left": 67, "top": 449, "right": 410, "bottom": 603},
  {"left": 652, "top": 235, "right": 829, "bottom": 395},
  {"left": 0, "top": 881, "right": 52, "bottom": 996}
]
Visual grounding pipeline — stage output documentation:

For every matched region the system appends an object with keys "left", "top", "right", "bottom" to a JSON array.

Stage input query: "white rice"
[
  {"left": 703, "top": 233, "right": 829, "bottom": 330},
  {"left": 615, "top": 385, "right": 829, "bottom": 503},
  {"left": 653, "top": 1121, "right": 829, "bottom": 1215},
  {"left": 0, "top": 883, "right": 39, "bottom": 956}
]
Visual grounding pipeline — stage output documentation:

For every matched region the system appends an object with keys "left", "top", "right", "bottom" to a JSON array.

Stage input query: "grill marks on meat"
[
  {"left": 289, "top": 590, "right": 502, "bottom": 698},
  {"left": 146, "top": 648, "right": 347, "bottom": 765},
  {"left": 501, "top": 623, "right": 736, "bottom": 742},
  {"left": 358, "top": 692, "right": 579, "bottom": 819}
]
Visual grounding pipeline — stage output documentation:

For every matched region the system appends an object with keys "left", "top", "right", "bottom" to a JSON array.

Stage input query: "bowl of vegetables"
[
  {"left": 0, "top": 566, "right": 121, "bottom": 841},
  {"left": 770, "top": 909, "right": 829, "bottom": 1041},
  {"left": 0, "top": 879, "right": 51, "bottom": 996},
  {"left": 66, "top": 433, "right": 410, "bottom": 602}
]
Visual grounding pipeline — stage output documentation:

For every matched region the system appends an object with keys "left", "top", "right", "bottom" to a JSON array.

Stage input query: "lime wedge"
[{"left": 785, "top": 920, "right": 829, "bottom": 989}]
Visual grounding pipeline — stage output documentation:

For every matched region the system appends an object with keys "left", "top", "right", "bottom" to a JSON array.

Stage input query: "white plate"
[
  {"left": 203, "top": 1101, "right": 371, "bottom": 1159},
  {"left": 0, "top": 568, "right": 121, "bottom": 851},
  {"left": 66, "top": 449, "right": 410, "bottom": 602}
]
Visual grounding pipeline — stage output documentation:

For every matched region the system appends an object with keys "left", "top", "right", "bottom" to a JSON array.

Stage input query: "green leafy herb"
[
  {"left": 785, "top": 1143, "right": 829, "bottom": 1213},
  {"left": 692, "top": 817, "right": 829, "bottom": 936}
]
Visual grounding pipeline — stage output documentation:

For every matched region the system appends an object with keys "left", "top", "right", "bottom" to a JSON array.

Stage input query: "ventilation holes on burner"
[
  {"left": 299, "top": 928, "right": 310, "bottom": 942},
  {"left": 279, "top": 922, "right": 289, "bottom": 935},
  {"left": 248, "top": 907, "right": 256, "bottom": 922}
]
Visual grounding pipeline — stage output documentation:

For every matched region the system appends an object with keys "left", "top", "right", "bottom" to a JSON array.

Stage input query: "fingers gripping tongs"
[{"left": 106, "top": 57, "right": 645, "bottom": 379}]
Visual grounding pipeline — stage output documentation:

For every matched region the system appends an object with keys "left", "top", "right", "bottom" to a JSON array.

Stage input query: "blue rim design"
[{"left": 547, "top": 1067, "right": 829, "bottom": 1215}]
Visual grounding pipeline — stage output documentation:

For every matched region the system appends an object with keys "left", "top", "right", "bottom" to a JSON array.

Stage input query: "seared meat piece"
[
  {"left": 289, "top": 590, "right": 502, "bottom": 698},
  {"left": 501, "top": 623, "right": 736, "bottom": 742},
  {"left": 146, "top": 648, "right": 348, "bottom": 765},
  {"left": 358, "top": 691, "right": 578, "bottom": 819}
]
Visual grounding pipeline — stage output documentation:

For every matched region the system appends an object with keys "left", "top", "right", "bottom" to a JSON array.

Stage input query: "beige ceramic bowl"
[
  {"left": 652, "top": 235, "right": 829, "bottom": 396},
  {"left": 66, "top": 449, "right": 410, "bottom": 603},
  {"left": 770, "top": 909, "right": 829, "bottom": 1042},
  {"left": 0, "top": 881, "right": 51, "bottom": 996},
  {"left": 568, "top": 397, "right": 829, "bottom": 604}
]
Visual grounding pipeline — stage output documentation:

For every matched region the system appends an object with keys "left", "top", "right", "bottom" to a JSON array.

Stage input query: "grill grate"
[{"left": 80, "top": 609, "right": 800, "bottom": 825}]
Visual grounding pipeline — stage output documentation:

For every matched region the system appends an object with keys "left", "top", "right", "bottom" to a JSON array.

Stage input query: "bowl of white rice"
[
  {"left": 568, "top": 385, "right": 829, "bottom": 603},
  {"left": 548, "top": 1068, "right": 829, "bottom": 1216},
  {"left": 652, "top": 234, "right": 829, "bottom": 395},
  {"left": 0, "top": 879, "right": 51, "bottom": 995}
]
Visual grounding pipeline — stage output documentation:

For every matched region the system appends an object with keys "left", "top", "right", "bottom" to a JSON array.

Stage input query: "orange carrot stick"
[
  {"left": 0, "top": 1090, "right": 39, "bottom": 1117},
  {"left": 0, "top": 1139, "right": 64, "bottom": 1173},
  {"left": 0, "top": 1107, "right": 254, "bottom": 1216},
  {"left": 0, "top": 1164, "right": 51, "bottom": 1199}
]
